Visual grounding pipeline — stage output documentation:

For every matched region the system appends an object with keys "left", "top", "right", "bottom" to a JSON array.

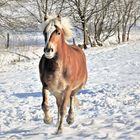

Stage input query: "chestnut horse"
[{"left": 39, "top": 16, "right": 88, "bottom": 134}]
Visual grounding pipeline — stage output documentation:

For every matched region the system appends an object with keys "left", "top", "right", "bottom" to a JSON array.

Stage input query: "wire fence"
[{"left": 0, "top": 31, "right": 45, "bottom": 49}]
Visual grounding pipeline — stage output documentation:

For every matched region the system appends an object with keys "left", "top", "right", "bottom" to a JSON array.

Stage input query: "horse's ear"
[
  {"left": 57, "top": 15, "right": 61, "bottom": 22},
  {"left": 44, "top": 15, "right": 47, "bottom": 21},
  {"left": 54, "top": 15, "right": 62, "bottom": 30},
  {"left": 54, "top": 25, "right": 60, "bottom": 30},
  {"left": 54, "top": 25, "right": 57, "bottom": 28}
]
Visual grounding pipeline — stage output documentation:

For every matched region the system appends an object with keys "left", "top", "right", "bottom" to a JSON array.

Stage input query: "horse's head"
[
  {"left": 43, "top": 15, "right": 73, "bottom": 59},
  {"left": 44, "top": 24, "right": 64, "bottom": 59}
]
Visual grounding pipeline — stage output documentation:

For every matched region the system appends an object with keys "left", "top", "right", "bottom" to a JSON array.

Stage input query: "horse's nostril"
[
  {"left": 51, "top": 48, "right": 53, "bottom": 52},
  {"left": 44, "top": 47, "right": 53, "bottom": 53},
  {"left": 44, "top": 48, "right": 46, "bottom": 52}
]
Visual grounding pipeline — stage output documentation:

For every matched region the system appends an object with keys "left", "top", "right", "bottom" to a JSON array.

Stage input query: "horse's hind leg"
[
  {"left": 66, "top": 95, "right": 75, "bottom": 125},
  {"left": 67, "top": 88, "right": 80, "bottom": 125},
  {"left": 42, "top": 87, "right": 53, "bottom": 124}
]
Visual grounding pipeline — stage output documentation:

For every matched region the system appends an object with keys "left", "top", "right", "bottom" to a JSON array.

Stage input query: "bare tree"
[
  {"left": 91, "top": 0, "right": 118, "bottom": 46},
  {"left": 1, "top": 0, "right": 139, "bottom": 48},
  {"left": 68, "top": 0, "right": 113, "bottom": 48},
  {"left": 13, "top": 0, "right": 67, "bottom": 42},
  {"left": 0, "top": 0, "right": 38, "bottom": 32},
  {"left": 68, "top": 0, "right": 93, "bottom": 49},
  {"left": 121, "top": 0, "right": 133, "bottom": 42},
  {"left": 114, "top": 0, "right": 140, "bottom": 42},
  {"left": 92, "top": 0, "right": 140, "bottom": 44},
  {"left": 114, "top": 0, "right": 122, "bottom": 43},
  {"left": 126, "top": 0, "right": 140, "bottom": 41}
]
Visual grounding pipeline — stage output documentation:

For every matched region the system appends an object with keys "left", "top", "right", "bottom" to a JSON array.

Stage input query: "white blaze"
[{"left": 44, "top": 42, "right": 57, "bottom": 59}]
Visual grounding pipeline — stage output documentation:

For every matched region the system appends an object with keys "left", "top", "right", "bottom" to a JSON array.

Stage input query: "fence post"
[
  {"left": 73, "top": 38, "right": 76, "bottom": 45},
  {"left": 6, "top": 33, "right": 10, "bottom": 48}
]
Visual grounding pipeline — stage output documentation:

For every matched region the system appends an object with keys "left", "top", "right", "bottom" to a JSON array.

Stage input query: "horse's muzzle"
[
  {"left": 44, "top": 47, "right": 54, "bottom": 53},
  {"left": 44, "top": 48, "right": 56, "bottom": 59}
]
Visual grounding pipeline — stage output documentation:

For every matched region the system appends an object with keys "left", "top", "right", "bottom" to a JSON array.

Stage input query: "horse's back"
[{"left": 69, "top": 45, "right": 86, "bottom": 61}]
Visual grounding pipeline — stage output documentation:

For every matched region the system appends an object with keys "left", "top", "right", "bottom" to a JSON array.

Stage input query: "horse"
[{"left": 39, "top": 15, "right": 88, "bottom": 134}]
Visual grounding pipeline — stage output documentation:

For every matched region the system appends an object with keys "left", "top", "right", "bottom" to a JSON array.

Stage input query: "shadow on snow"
[
  {"left": 13, "top": 89, "right": 96, "bottom": 99},
  {"left": 13, "top": 92, "right": 42, "bottom": 98}
]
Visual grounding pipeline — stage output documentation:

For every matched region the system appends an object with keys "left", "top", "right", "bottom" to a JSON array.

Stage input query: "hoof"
[
  {"left": 44, "top": 117, "right": 53, "bottom": 124},
  {"left": 56, "top": 128, "right": 63, "bottom": 134},
  {"left": 66, "top": 115, "right": 74, "bottom": 125}
]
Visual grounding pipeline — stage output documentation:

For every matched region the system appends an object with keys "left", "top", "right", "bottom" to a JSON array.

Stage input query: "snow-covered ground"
[{"left": 0, "top": 40, "right": 140, "bottom": 140}]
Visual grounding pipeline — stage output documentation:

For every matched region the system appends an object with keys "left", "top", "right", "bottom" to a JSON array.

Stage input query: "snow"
[{"left": 0, "top": 40, "right": 140, "bottom": 140}]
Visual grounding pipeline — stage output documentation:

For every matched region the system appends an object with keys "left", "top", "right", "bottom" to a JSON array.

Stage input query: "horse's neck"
[
  {"left": 62, "top": 43, "right": 70, "bottom": 68},
  {"left": 57, "top": 40, "right": 68, "bottom": 58}
]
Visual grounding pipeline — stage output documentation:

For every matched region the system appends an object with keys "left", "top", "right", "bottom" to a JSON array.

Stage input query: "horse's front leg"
[
  {"left": 55, "top": 95, "right": 63, "bottom": 126},
  {"left": 57, "top": 88, "right": 71, "bottom": 134},
  {"left": 42, "top": 87, "right": 53, "bottom": 124}
]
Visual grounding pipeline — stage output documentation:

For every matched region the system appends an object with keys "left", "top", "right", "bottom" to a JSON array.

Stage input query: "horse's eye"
[{"left": 57, "top": 32, "right": 60, "bottom": 35}]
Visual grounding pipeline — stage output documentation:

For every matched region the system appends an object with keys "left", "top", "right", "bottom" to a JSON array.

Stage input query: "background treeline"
[{"left": 0, "top": 0, "right": 140, "bottom": 48}]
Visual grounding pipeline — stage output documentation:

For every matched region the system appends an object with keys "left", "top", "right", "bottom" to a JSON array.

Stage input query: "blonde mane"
[{"left": 42, "top": 15, "right": 73, "bottom": 40}]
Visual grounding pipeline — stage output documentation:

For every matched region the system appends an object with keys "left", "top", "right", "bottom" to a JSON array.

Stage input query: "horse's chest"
[{"left": 43, "top": 60, "right": 67, "bottom": 93}]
